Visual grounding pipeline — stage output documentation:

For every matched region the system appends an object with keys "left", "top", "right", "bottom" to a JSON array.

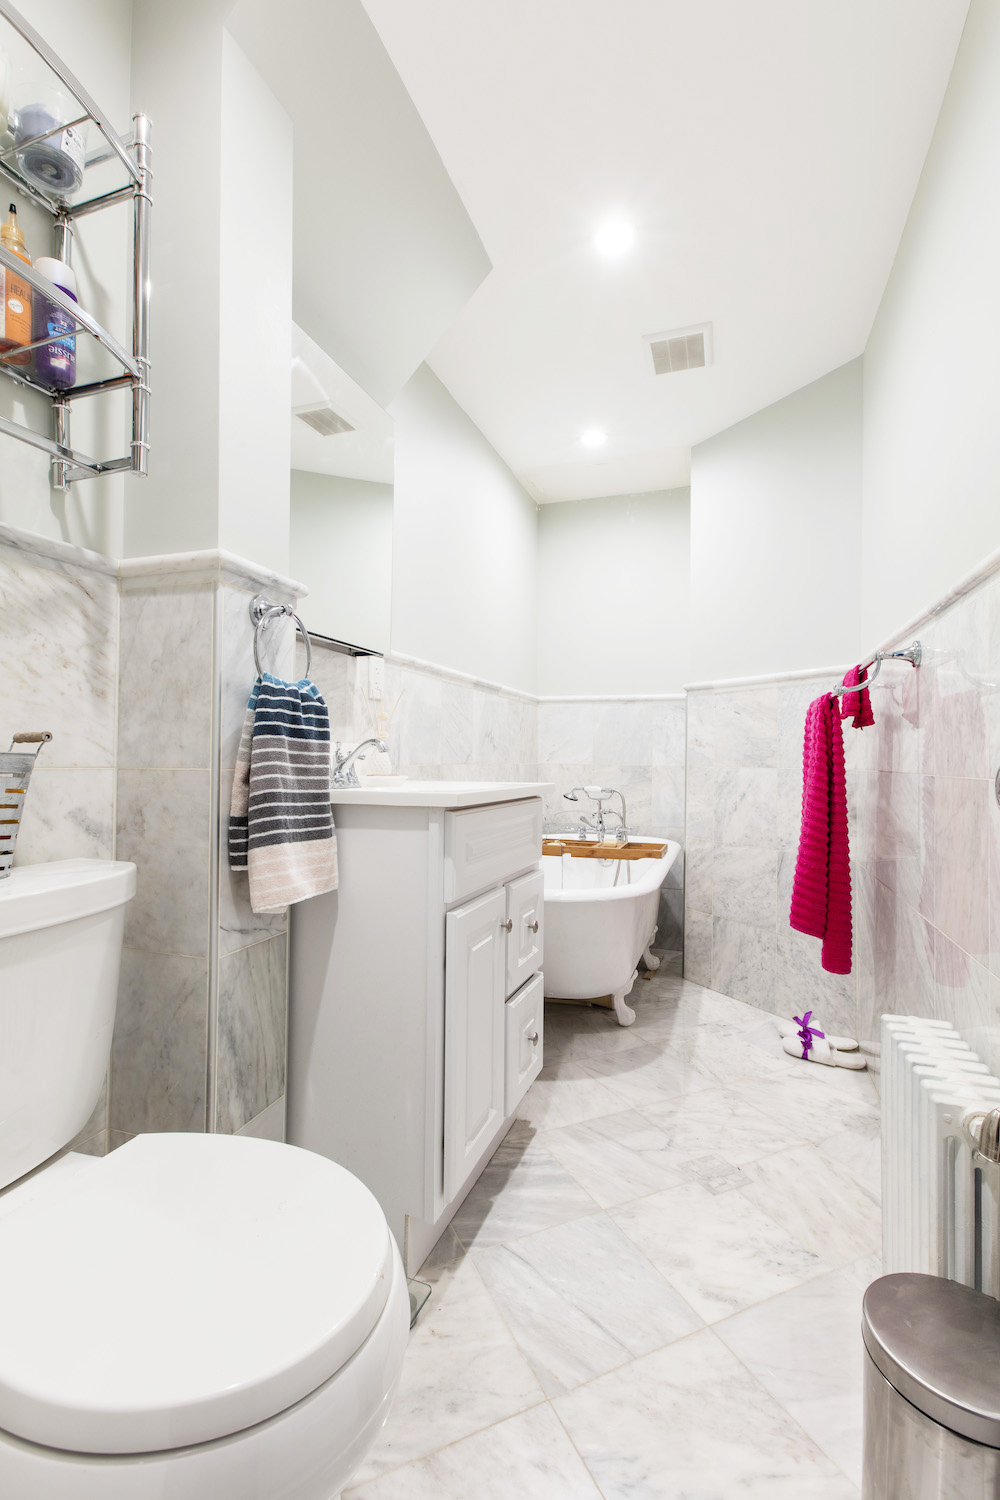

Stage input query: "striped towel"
[{"left": 228, "top": 672, "right": 337, "bottom": 913}]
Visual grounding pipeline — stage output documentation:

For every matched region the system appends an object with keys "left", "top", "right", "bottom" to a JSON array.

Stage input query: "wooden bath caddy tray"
[{"left": 541, "top": 837, "right": 668, "bottom": 861}]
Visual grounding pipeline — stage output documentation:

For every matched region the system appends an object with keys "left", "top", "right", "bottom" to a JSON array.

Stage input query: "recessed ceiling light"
[
  {"left": 580, "top": 427, "right": 607, "bottom": 449},
  {"left": 593, "top": 218, "right": 635, "bottom": 257}
]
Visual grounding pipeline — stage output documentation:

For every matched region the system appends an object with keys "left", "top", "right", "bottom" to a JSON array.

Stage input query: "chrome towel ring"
[
  {"left": 831, "top": 641, "right": 921, "bottom": 697},
  {"left": 249, "top": 594, "right": 312, "bottom": 679}
]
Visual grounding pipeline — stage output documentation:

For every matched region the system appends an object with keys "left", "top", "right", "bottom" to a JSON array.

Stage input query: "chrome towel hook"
[{"left": 249, "top": 594, "right": 312, "bottom": 679}]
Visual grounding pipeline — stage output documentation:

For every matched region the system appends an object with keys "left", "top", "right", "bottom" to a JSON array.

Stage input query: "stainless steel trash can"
[{"left": 862, "top": 1273, "right": 1000, "bottom": 1498}]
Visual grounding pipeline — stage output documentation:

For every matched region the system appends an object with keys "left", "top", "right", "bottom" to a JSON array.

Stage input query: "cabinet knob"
[
  {"left": 502, "top": 918, "right": 513, "bottom": 932},
  {"left": 529, "top": 1031, "right": 539, "bottom": 1046},
  {"left": 529, "top": 920, "right": 539, "bottom": 933}
]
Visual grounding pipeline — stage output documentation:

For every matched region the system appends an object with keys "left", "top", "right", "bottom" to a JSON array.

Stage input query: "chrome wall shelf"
[{"left": 0, "top": 1, "right": 150, "bottom": 486}]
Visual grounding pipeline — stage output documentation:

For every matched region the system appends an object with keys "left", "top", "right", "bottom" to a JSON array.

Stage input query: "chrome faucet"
[
  {"left": 563, "top": 786, "right": 629, "bottom": 843},
  {"left": 333, "top": 738, "right": 388, "bottom": 788}
]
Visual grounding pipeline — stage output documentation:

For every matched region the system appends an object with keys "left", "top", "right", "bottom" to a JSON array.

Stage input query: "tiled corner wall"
[
  {"left": 0, "top": 526, "right": 302, "bottom": 1157},
  {"left": 537, "top": 697, "right": 687, "bottom": 951},
  {"left": 683, "top": 673, "right": 860, "bottom": 1038},
  {"left": 301, "top": 645, "right": 688, "bottom": 953},
  {"left": 853, "top": 558, "right": 1000, "bottom": 1077}
]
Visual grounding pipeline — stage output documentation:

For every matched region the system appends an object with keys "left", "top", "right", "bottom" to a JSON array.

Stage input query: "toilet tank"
[{"left": 0, "top": 859, "right": 136, "bottom": 1189}]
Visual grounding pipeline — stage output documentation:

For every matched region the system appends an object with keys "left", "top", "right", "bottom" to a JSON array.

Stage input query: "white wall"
[
  {"left": 290, "top": 470, "right": 392, "bottom": 653},
  {"left": 536, "top": 490, "right": 691, "bottom": 695},
  {"left": 390, "top": 364, "right": 537, "bottom": 692},
  {"left": 0, "top": 0, "right": 133, "bottom": 557},
  {"left": 862, "top": 0, "right": 1000, "bottom": 647},
  {"left": 689, "top": 358, "right": 863, "bottom": 682}
]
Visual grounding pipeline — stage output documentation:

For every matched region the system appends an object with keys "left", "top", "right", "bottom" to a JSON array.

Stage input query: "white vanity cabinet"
[{"left": 288, "top": 783, "right": 548, "bottom": 1275}]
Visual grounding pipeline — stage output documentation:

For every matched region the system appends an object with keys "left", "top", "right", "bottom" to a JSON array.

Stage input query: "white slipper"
[
  {"left": 776, "top": 1017, "right": 859, "bottom": 1051},
  {"left": 781, "top": 1033, "right": 867, "bottom": 1069}
]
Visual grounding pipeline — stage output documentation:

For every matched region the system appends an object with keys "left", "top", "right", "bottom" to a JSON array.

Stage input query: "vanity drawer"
[
  {"left": 504, "top": 971, "right": 544, "bottom": 1115},
  {"left": 444, "top": 798, "right": 543, "bottom": 904},
  {"left": 506, "top": 868, "right": 543, "bottom": 997}
]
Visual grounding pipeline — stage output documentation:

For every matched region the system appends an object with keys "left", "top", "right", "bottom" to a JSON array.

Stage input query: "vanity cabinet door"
[
  {"left": 505, "top": 868, "right": 544, "bottom": 997},
  {"left": 444, "top": 886, "right": 506, "bottom": 1202},
  {"left": 505, "top": 971, "right": 544, "bottom": 1114}
]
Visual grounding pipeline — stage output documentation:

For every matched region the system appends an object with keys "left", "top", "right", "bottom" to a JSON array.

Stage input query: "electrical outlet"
[{"left": 368, "top": 656, "right": 385, "bottom": 697}]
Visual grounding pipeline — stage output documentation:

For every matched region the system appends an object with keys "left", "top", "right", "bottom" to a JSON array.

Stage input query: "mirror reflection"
[{"left": 288, "top": 322, "right": 393, "bottom": 656}]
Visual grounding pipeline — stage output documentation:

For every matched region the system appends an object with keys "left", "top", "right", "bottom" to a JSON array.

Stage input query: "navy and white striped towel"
[{"left": 228, "top": 672, "right": 337, "bottom": 913}]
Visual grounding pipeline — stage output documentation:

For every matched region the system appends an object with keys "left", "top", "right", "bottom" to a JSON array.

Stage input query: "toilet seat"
[{"left": 0, "top": 1133, "right": 394, "bottom": 1456}]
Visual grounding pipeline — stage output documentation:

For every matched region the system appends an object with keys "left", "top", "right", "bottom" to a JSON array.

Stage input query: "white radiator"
[{"left": 881, "top": 1014, "right": 1000, "bottom": 1294}]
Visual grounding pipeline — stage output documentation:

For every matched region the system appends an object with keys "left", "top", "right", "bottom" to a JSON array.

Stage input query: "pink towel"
[
  {"left": 839, "top": 664, "right": 874, "bottom": 729},
  {"left": 790, "top": 693, "right": 852, "bottom": 974}
]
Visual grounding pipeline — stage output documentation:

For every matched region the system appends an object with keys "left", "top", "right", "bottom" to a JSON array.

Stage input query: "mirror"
[{"left": 289, "top": 322, "right": 393, "bottom": 655}]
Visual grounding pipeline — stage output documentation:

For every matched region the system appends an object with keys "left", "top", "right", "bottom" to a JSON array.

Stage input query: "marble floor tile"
[
  {"left": 740, "top": 1145, "right": 882, "bottom": 1266},
  {"left": 344, "top": 1403, "right": 601, "bottom": 1499},
  {"left": 639, "top": 1084, "right": 802, "bottom": 1167},
  {"left": 516, "top": 1055, "right": 625, "bottom": 1129},
  {"left": 539, "top": 1108, "right": 689, "bottom": 1207},
  {"left": 578, "top": 1039, "right": 710, "bottom": 1108},
  {"left": 473, "top": 1212, "right": 702, "bottom": 1396},
  {"left": 726, "top": 1070, "right": 879, "bottom": 1146},
  {"left": 348, "top": 1253, "right": 543, "bottom": 1484},
  {"left": 450, "top": 1125, "right": 599, "bottom": 1249},
  {"left": 716, "top": 1261, "right": 875, "bottom": 1486},
  {"left": 612, "top": 1180, "right": 829, "bottom": 1322},
  {"left": 554, "top": 1328, "right": 860, "bottom": 1499}
]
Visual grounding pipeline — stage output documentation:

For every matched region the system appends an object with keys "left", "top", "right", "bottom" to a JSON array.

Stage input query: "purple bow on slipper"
[{"left": 793, "top": 1011, "right": 825, "bottom": 1059}]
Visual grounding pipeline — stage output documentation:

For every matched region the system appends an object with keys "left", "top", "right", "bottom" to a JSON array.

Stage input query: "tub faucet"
[
  {"left": 563, "top": 786, "right": 629, "bottom": 843},
  {"left": 333, "top": 738, "right": 388, "bottom": 788}
]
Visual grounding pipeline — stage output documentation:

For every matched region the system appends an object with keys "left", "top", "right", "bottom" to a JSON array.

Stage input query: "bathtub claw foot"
[
  {"left": 642, "top": 945, "right": 660, "bottom": 971},
  {"left": 612, "top": 989, "right": 636, "bottom": 1026},
  {"left": 612, "top": 970, "right": 638, "bottom": 1026}
]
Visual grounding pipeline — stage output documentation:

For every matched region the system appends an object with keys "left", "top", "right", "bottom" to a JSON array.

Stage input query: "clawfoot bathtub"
[{"left": 541, "top": 841, "right": 681, "bottom": 1025}]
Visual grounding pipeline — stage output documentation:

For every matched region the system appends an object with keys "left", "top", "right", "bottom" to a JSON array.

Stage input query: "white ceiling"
[
  {"left": 290, "top": 323, "right": 394, "bottom": 484},
  {"left": 362, "top": 0, "right": 969, "bottom": 502}
]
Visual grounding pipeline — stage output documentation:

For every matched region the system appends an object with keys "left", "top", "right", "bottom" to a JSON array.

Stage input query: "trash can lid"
[{"left": 863, "top": 1273, "right": 1000, "bottom": 1448}]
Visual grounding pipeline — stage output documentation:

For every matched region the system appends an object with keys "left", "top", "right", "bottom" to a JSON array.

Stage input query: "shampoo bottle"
[
  {"left": 0, "top": 204, "right": 32, "bottom": 367},
  {"left": 33, "top": 256, "right": 76, "bottom": 388}
]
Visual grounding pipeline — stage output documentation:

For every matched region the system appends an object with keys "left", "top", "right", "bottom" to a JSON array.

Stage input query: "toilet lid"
[{"left": 0, "top": 1134, "right": 394, "bottom": 1455}]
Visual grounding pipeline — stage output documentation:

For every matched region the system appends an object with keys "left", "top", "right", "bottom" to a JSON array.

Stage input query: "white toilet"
[{"left": 0, "top": 859, "right": 409, "bottom": 1499}]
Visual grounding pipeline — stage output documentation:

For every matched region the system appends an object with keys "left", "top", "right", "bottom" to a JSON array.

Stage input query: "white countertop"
[{"left": 328, "top": 780, "right": 551, "bottom": 809}]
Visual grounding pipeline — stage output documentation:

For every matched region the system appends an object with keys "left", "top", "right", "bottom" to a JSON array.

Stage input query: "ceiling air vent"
[
  {"left": 295, "top": 404, "right": 356, "bottom": 437},
  {"left": 644, "top": 323, "right": 713, "bottom": 375}
]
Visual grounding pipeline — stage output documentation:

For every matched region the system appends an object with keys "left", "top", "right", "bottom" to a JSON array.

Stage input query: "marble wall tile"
[
  {"left": 777, "top": 680, "right": 829, "bottom": 771},
  {"left": 932, "top": 933, "right": 994, "bottom": 1059},
  {"left": 685, "top": 691, "right": 715, "bottom": 769},
  {"left": 894, "top": 897, "right": 935, "bottom": 1020},
  {"left": 440, "top": 681, "right": 475, "bottom": 763},
  {"left": 684, "top": 844, "right": 713, "bottom": 915},
  {"left": 588, "top": 764, "right": 653, "bottom": 833},
  {"left": 216, "top": 934, "right": 287, "bottom": 1134},
  {"left": 118, "top": 582, "right": 214, "bottom": 768},
  {"left": 474, "top": 690, "right": 521, "bottom": 764},
  {"left": 0, "top": 544, "right": 117, "bottom": 766},
  {"left": 593, "top": 700, "right": 653, "bottom": 765},
  {"left": 652, "top": 700, "right": 686, "bottom": 767},
  {"left": 713, "top": 846, "right": 777, "bottom": 928},
  {"left": 519, "top": 699, "right": 537, "bottom": 766},
  {"left": 13, "top": 767, "right": 114, "bottom": 865},
  {"left": 236, "top": 1095, "right": 286, "bottom": 1141},
  {"left": 537, "top": 702, "right": 595, "bottom": 763},
  {"left": 715, "top": 768, "right": 778, "bottom": 847},
  {"left": 652, "top": 765, "right": 685, "bottom": 827},
  {"left": 921, "top": 582, "right": 991, "bottom": 780},
  {"left": 712, "top": 916, "right": 777, "bottom": 1011},
  {"left": 713, "top": 687, "right": 778, "bottom": 768},
  {"left": 395, "top": 671, "right": 444, "bottom": 766},
  {"left": 684, "top": 909, "right": 712, "bottom": 985},
  {"left": 931, "top": 774, "right": 989, "bottom": 961},
  {"left": 117, "top": 768, "right": 212, "bottom": 956},
  {"left": 110, "top": 949, "right": 208, "bottom": 1134},
  {"left": 776, "top": 767, "right": 802, "bottom": 853},
  {"left": 685, "top": 764, "right": 715, "bottom": 844}
]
